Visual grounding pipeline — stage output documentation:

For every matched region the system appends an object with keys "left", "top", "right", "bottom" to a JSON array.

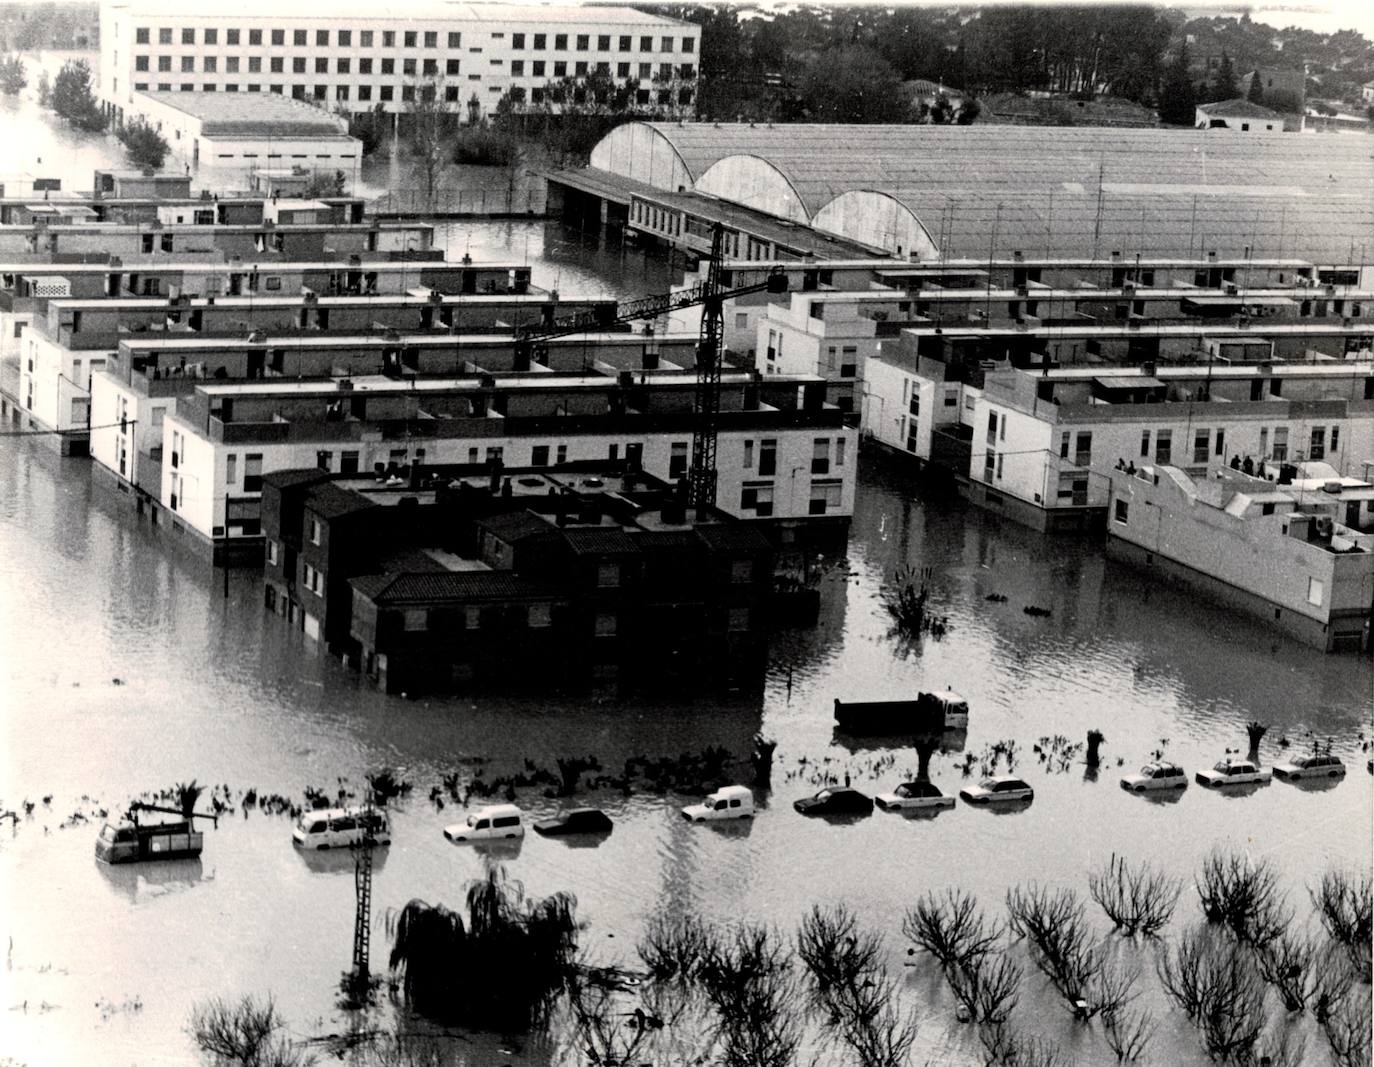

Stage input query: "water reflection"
[
  {"left": 296, "top": 845, "right": 392, "bottom": 877},
  {"left": 95, "top": 857, "right": 205, "bottom": 904}
]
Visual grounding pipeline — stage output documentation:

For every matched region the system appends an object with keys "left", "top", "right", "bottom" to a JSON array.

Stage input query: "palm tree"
[{"left": 173, "top": 780, "right": 205, "bottom": 818}]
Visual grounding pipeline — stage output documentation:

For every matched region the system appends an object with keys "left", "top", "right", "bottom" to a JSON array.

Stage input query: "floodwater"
[
  {"left": 0, "top": 77, "right": 1371, "bottom": 1067},
  {"left": 1, "top": 434, "right": 1369, "bottom": 1066}
]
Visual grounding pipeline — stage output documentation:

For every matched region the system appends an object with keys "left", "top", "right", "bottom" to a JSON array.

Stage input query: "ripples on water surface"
[{"left": 2, "top": 437, "right": 1368, "bottom": 1066}]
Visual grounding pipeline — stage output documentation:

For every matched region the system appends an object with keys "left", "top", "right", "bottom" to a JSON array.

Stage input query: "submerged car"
[
  {"left": 1195, "top": 760, "right": 1271, "bottom": 788},
  {"left": 292, "top": 806, "right": 391, "bottom": 850},
  {"left": 1120, "top": 762, "right": 1189, "bottom": 792},
  {"left": 959, "top": 776, "right": 1034, "bottom": 804},
  {"left": 1272, "top": 754, "right": 1346, "bottom": 781},
  {"left": 532, "top": 808, "right": 614, "bottom": 836},
  {"left": 681, "top": 785, "right": 755, "bottom": 822},
  {"left": 443, "top": 803, "right": 526, "bottom": 843},
  {"left": 793, "top": 788, "right": 874, "bottom": 817},
  {"left": 875, "top": 781, "right": 956, "bottom": 811}
]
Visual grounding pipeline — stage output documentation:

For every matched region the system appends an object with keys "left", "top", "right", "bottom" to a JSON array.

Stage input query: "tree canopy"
[
  {"left": 116, "top": 118, "right": 170, "bottom": 173},
  {"left": 50, "top": 58, "right": 106, "bottom": 132}
]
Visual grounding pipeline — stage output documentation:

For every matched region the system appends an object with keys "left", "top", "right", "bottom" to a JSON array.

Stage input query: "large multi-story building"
[{"left": 97, "top": 0, "right": 699, "bottom": 122}]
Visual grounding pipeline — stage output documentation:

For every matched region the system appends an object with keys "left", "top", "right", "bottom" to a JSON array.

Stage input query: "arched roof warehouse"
[{"left": 587, "top": 122, "right": 1374, "bottom": 263}]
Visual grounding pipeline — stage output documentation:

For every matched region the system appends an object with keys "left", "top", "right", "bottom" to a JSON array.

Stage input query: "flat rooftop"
[
  {"left": 106, "top": 1, "right": 692, "bottom": 26},
  {"left": 136, "top": 92, "right": 350, "bottom": 140},
  {"left": 0, "top": 259, "right": 520, "bottom": 275},
  {"left": 115, "top": 330, "right": 694, "bottom": 352},
  {"left": 54, "top": 291, "right": 575, "bottom": 311},
  {"left": 997, "top": 360, "right": 1374, "bottom": 382}
]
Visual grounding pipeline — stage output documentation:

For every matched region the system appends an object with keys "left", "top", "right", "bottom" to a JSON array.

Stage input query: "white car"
[
  {"left": 1120, "top": 762, "right": 1189, "bottom": 792},
  {"left": 681, "top": 785, "right": 755, "bottom": 822},
  {"left": 959, "top": 776, "right": 1033, "bottom": 804},
  {"left": 292, "top": 806, "right": 391, "bottom": 850},
  {"left": 876, "top": 781, "right": 956, "bottom": 811},
  {"left": 1195, "top": 760, "right": 1271, "bottom": 788},
  {"left": 1273, "top": 754, "right": 1346, "bottom": 781},
  {"left": 443, "top": 803, "right": 526, "bottom": 843}
]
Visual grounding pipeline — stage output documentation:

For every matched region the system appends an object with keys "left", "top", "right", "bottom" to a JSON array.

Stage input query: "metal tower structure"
[{"left": 688, "top": 225, "right": 727, "bottom": 509}]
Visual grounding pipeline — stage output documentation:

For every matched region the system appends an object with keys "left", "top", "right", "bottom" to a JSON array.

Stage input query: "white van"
[
  {"left": 681, "top": 785, "right": 755, "bottom": 822},
  {"left": 443, "top": 803, "right": 526, "bottom": 843},
  {"left": 292, "top": 806, "right": 391, "bottom": 850}
]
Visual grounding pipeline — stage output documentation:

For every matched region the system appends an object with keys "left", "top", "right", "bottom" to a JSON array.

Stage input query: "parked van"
[
  {"left": 292, "top": 806, "right": 391, "bottom": 850},
  {"left": 443, "top": 803, "right": 526, "bottom": 843},
  {"left": 681, "top": 785, "right": 755, "bottom": 822}
]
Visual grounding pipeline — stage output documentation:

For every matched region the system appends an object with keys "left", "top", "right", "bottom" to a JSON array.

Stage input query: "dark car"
[
  {"left": 793, "top": 788, "right": 874, "bottom": 817},
  {"left": 532, "top": 808, "right": 614, "bottom": 836}
]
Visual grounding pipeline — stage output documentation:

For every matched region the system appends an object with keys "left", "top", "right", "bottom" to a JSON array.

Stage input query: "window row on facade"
[
  {"left": 133, "top": 26, "right": 694, "bottom": 53},
  {"left": 133, "top": 54, "right": 695, "bottom": 80}
]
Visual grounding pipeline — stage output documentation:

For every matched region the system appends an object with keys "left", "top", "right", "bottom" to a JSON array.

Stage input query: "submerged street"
[{"left": 1, "top": 405, "right": 1369, "bottom": 1064}]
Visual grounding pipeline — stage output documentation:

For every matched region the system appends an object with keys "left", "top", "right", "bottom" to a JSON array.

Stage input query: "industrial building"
[
  {"left": 561, "top": 122, "right": 1374, "bottom": 267},
  {"left": 1107, "top": 464, "right": 1373, "bottom": 652},
  {"left": 97, "top": 0, "right": 699, "bottom": 122}
]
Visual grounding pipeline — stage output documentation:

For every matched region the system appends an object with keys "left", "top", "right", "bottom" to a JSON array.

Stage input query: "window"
[
  {"left": 1271, "top": 427, "right": 1288, "bottom": 461},
  {"left": 640, "top": 35, "right": 653, "bottom": 51},
  {"left": 555, "top": 443, "right": 567, "bottom": 464},
  {"left": 728, "top": 607, "right": 750, "bottom": 632},
  {"left": 986, "top": 411, "right": 999, "bottom": 445},
  {"left": 313, "top": 84, "right": 326, "bottom": 99},
  {"left": 181, "top": 27, "right": 194, "bottom": 44},
  {"left": 135, "top": 55, "right": 149, "bottom": 71},
  {"left": 404, "top": 30, "right": 417, "bottom": 47},
  {"left": 759, "top": 439, "right": 777, "bottom": 476},
  {"left": 1155, "top": 430, "right": 1172, "bottom": 464},
  {"left": 743, "top": 440, "right": 754, "bottom": 469},
  {"left": 740, "top": 483, "right": 774, "bottom": 516},
  {"left": 1114, "top": 499, "right": 1129, "bottom": 525},
  {"left": 379, "top": 85, "right": 392, "bottom": 100},
  {"left": 1309, "top": 427, "right": 1326, "bottom": 460},
  {"left": 336, "top": 29, "right": 350, "bottom": 47},
  {"left": 531, "top": 444, "right": 549, "bottom": 466},
  {"left": 422, "top": 58, "right": 437, "bottom": 75},
  {"left": 464, "top": 606, "right": 481, "bottom": 630},
  {"left": 293, "top": 29, "right": 307, "bottom": 46},
  {"left": 424, "top": 30, "right": 437, "bottom": 47},
  {"left": 243, "top": 453, "right": 263, "bottom": 492},
  {"left": 270, "top": 29, "right": 283, "bottom": 45},
  {"left": 562, "top": 34, "right": 574, "bottom": 49},
  {"left": 512, "top": 32, "right": 525, "bottom": 48},
  {"left": 809, "top": 481, "right": 842, "bottom": 515},
  {"left": 382, "top": 30, "right": 395, "bottom": 47},
  {"left": 595, "top": 612, "right": 617, "bottom": 637},
  {"left": 533, "top": 33, "right": 546, "bottom": 49},
  {"left": 597, "top": 563, "right": 620, "bottom": 588},
  {"left": 575, "top": 61, "right": 587, "bottom": 75},
  {"left": 532, "top": 60, "right": 544, "bottom": 76},
  {"left": 247, "top": 57, "right": 260, "bottom": 73},
  {"left": 358, "top": 57, "right": 372, "bottom": 74},
  {"left": 226, "top": 454, "right": 237, "bottom": 483},
  {"left": 380, "top": 57, "right": 393, "bottom": 74},
  {"left": 314, "top": 57, "right": 327, "bottom": 73},
  {"left": 136, "top": 27, "right": 150, "bottom": 43},
  {"left": 811, "top": 437, "right": 830, "bottom": 474},
  {"left": 529, "top": 603, "right": 552, "bottom": 628},
  {"left": 403, "top": 608, "right": 427, "bottom": 632},
  {"left": 448, "top": 32, "right": 461, "bottom": 47},
  {"left": 158, "top": 55, "right": 171, "bottom": 71},
  {"left": 731, "top": 560, "right": 753, "bottom": 583},
  {"left": 181, "top": 55, "right": 195, "bottom": 72},
  {"left": 292, "top": 57, "right": 306, "bottom": 73},
  {"left": 402, "top": 57, "right": 416, "bottom": 76},
  {"left": 159, "top": 27, "right": 172, "bottom": 44},
  {"left": 683, "top": 37, "right": 695, "bottom": 53},
  {"left": 836, "top": 438, "right": 846, "bottom": 468},
  {"left": 1215, "top": 430, "right": 1225, "bottom": 457},
  {"left": 1307, "top": 577, "right": 1324, "bottom": 607},
  {"left": 266, "top": 538, "right": 278, "bottom": 565},
  {"left": 450, "top": 58, "right": 464, "bottom": 75},
  {"left": 1330, "top": 427, "right": 1340, "bottom": 455},
  {"left": 1075, "top": 432, "right": 1092, "bottom": 467},
  {"left": 307, "top": 517, "right": 321, "bottom": 545},
  {"left": 336, "top": 58, "right": 350, "bottom": 74},
  {"left": 669, "top": 441, "right": 688, "bottom": 479},
  {"left": 1193, "top": 430, "right": 1209, "bottom": 464},
  {"left": 270, "top": 57, "right": 283, "bottom": 72}
]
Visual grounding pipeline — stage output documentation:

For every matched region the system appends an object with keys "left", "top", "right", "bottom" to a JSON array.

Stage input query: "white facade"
[
  {"left": 89, "top": 371, "right": 173, "bottom": 498},
  {"left": 756, "top": 293, "right": 888, "bottom": 414},
  {"left": 16, "top": 329, "right": 108, "bottom": 437},
  {"left": 159, "top": 398, "right": 856, "bottom": 544},
  {"left": 99, "top": 0, "right": 698, "bottom": 120}
]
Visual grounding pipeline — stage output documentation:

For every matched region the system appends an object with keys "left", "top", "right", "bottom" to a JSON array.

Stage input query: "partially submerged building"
[{"left": 1107, "top": 464, "right": 1373, "bottom": 652}]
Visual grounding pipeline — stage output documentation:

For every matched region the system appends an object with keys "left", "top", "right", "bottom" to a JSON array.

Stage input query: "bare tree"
[
  {"left": 697, "top": 923, "right": 801, "bottom": 1067},
  {"left": 797, "top": 905, "right": 919, "bottom": 1067},
  {"left": 1309, "top": 946, "right": 1358, "bottom": 1024},
  {"left": 1157, "top": 925, "right": 1266, "bottom": 1063},
  {"left": 1088, "top": 854, "right": 1181, "bottom": 938},
  {"left": 981, "top": 1029, "right": 1072, "bottom": 1067},
  {"left": 1311, "top": 869, "right": 1373, "bottom": 980},
  {"left": 638, "top": 912, "right": 711, "bottom": 981},
  {"left": 406, "top": 74, "right": 458, "bottom": 199},
  {"left": 1253, "top": 927, "right": 1318, "bottom": 1012},
  {"left": 903, "top": 890, "right": 1003, "bottom": 974},
  {"left": 1101, "top": 1006, "right": 1155, "bottom": 1063},
  {"left": 1321, "top": 989, "right": 1373, "bottom": 1067},
  {"left": 188, "top": 996, "right": 316, "bottom": 1067},
  {"left": 1195, "top": 849, "right": 1289, "bottom": 947}
]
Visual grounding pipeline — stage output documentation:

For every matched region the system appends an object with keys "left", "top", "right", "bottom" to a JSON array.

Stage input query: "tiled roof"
[
  {"left": 694, "top": 524, "right": 773, "bottom": 555},
  {"left": 305, "top": 483, "right": 377, "bottom": 520},
  {"left": 351, "top": 570, "right": 553, "bottom": 604},
  {"left": 561, "top": 527, "right": 639, "bottom": 555},
  {"left": 1197, "top": 98, "right": 1282, "bottom": 119},
  {"left": 475, "top": 509, "right": 555, "bottom": 543}
]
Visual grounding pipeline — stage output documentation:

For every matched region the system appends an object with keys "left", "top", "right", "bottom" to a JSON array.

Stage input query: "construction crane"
[{"left": 512, "top": 224, "right": 788, "bottom": 508}]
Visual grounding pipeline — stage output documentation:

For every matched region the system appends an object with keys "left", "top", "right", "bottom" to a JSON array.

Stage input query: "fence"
[{"left": 370, "top": 184, "right": 547, "bottom": 218}]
